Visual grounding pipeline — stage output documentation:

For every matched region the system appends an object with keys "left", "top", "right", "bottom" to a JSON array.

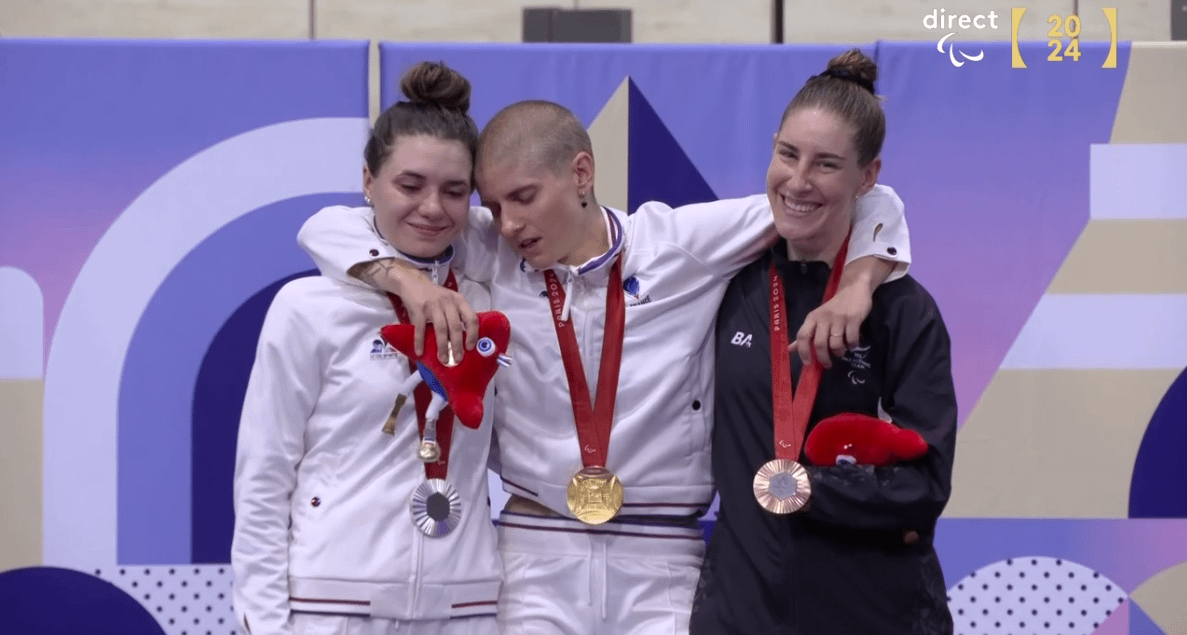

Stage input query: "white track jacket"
[
  {"left": 296, "top": 189, "right": 910, "bottom": 523},
  {"left": 232, "top": 244, "right": 501, "bottom": 635}
]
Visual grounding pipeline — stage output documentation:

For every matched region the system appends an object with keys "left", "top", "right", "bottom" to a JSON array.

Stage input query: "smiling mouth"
[
  {"left": 520, "top": 237, "right": 541, "bottom": 251},
  {"left": 781, "top": 195, "right": 823, "bottom": 215}
]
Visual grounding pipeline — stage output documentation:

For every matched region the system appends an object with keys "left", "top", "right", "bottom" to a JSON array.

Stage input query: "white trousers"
[
  {"left": 291, "top": 613, "right": 499, "bottom": 635},
  {"left": 495, "top": 512, "right": 706, "bottom": 635}
]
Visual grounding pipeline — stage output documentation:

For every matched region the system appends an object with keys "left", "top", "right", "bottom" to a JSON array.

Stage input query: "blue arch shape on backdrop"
[
  {"left": 0, "top": 567, "right": 166, "bottom": 635},
  {"left": 190, "top": 269, "right": 317, "bottom": 563},
  {"left": 118, "top": 193, "right": 356, "bottom": 564},
  {"left": 1129, "top": 366, "right": 1187, "bottom": 518}
]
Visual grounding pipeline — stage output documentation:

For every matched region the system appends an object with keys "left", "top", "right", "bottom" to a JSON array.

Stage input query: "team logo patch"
[
  {"left": 841, "top": 344, "right": 871, "bottom": 385},
  {"left": 623, "top": 275, "right": 652, "bottom": 306},
  {"left": 370, "top": 338, "right": 399, "bottom": 360}
]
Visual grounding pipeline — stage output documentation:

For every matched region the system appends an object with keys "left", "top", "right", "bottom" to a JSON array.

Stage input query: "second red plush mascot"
[{"left": 804, "top": 412, "right": 928, "bottom": 467}]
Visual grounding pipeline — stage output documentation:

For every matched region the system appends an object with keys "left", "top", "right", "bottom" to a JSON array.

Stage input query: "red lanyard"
[
  {"left": 387, "top": 269, "right": 458, "bottom": 480},
  {"left": 768, "top": 234, "right": 850, "bottom": 460},
  {"left": 543, "top": 257, "right": 626, "bottom": 469}
]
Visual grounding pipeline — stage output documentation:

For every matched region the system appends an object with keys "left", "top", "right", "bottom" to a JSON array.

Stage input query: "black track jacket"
[{"left": 691, "top": 245, "right": 958, "bottom": 635}]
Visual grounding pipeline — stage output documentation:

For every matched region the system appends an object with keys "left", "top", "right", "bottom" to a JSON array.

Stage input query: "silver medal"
[{"left": 410, "top": 478, "right": 462, "bottom": 537}]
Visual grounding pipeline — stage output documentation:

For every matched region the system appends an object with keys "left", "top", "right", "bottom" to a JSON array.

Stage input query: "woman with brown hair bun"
[
  {"left": 691, "top": 48, "right": 958, "bottom": 635},
  {"left": 231, "top": 61, "right": 501, "bottom": 635}
]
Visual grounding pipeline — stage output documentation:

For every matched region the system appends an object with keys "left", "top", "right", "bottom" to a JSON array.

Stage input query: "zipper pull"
[{"left": 800, "top": 261, "right": 808, "bottom": 273}]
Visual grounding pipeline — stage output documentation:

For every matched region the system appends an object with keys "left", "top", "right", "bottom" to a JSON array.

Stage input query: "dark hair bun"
[
  {"left": 827, "top": 48, "right": 878, "bottom": 87},
  {"left": 400, "top": 61, "right": 472, "bottom": 114}
]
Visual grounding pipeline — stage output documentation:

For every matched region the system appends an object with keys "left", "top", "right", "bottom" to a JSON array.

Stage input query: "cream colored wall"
[
  {"left": 0, "top": 0, "right": 1172, "bottom": 43},
  {"left": 3, "top": 0, "right": 1169, "bottom": 120}
]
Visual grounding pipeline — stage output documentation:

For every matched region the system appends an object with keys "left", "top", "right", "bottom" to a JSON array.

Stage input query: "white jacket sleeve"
[
  {"left": 638, "top": 185, "right": 911, "bottom": 281},
  {"left": 231, "top": 285, "right": 322, "bottom": 635},
  {"left": 635, "top": 195, "right": 781, "bottom": 280},
  {"left": 296, "top": 205, "right": 396, "bottom": 288},
  {"left": 850, "top": 183, "right": 912, "bottom": 282},
  {"left": 295, "top": 205, "right": 501, "bottom": 285}
]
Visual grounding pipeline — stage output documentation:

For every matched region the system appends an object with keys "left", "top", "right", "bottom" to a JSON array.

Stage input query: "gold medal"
[
  {"left": 547, "top": 256, "right": 628, "bottom": 526},
  {"left": 753, "top": 459, "right": 811, "bottom": 514},
  {"left": 566, "top": 466, "right": 624, "bottom": 524}
]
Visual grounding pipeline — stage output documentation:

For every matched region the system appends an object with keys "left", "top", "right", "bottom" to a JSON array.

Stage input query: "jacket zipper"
[
  {"left": 579, "top": 275, "right": 601, "bottom": 399},
  {"left": 411, "top": 505, "right": 425, "bottom": 614}
]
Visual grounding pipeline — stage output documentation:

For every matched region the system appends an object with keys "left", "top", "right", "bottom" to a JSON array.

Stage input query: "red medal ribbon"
[
  {"left": 544, "top": 257, "right": 626, "bottom": 469},
  {"left": 387, "top": 269, "right": 458, "bottom": 480},
  {"left": 769, "top": 234, "right": 851, "bottom": 461}
]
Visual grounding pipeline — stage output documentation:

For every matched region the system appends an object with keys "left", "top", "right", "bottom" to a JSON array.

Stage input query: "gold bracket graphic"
[
  {"left": 1011, "top": 8, "right": 1027, "bottom": 68},
  {"left": 1102, "top": 7, "right": 1118, "bottom": 69}
]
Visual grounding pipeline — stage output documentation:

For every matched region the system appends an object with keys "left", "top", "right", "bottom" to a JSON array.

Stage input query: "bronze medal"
[
  {"left": 757, "top": 234, "right": 850, "bottom": 514},
  {"left": 753, "top": 459, "right": 811, "bottom": 514}
]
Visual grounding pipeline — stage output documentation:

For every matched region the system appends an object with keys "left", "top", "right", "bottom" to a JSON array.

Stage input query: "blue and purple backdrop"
[{"left": 2, "top": 37, "right": 1185, "bottom": 635}]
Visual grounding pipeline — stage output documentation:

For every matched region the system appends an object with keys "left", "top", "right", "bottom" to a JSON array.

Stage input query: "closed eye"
[{"left": 509, "top": 186, "right": 538, "bottom": 206}]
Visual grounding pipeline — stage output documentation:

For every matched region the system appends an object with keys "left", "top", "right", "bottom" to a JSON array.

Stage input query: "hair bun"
[
  {"left": 399, "top": 61, "right": 472, "bottom": 114},
  {"left": 826, "top": 48, "right": 878, "bottom": 87}
]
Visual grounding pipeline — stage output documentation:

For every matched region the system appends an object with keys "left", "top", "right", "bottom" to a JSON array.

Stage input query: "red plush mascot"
[
  {"left": 379, "top": 311, "right": 512, "bottom": 459},
  {"left": 804, "top": 412, "right": 929, "bottom": 467}
]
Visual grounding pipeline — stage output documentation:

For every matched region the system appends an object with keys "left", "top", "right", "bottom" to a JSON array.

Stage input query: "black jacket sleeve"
[{"left": 801, "top": 285, "right": 958, "bottom": 533}]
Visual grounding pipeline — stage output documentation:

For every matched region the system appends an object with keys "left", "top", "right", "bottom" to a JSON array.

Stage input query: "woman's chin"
[{"left": 396, "top": 237, "right": 453, "bottom": 261}]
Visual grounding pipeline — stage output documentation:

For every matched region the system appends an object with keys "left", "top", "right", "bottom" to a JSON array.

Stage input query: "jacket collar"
[
  {"left": 370, "top": 213, "right": 457, "bottom": 285},
  {"left": 519, "top": 206, "right": 625, "bottom": 282}
]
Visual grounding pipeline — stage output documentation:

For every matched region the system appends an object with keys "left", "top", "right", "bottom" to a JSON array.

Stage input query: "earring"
[
  {"left": 579, "top": 190, "right": 588, "bottom": 208},
  {"left": 365, "top": 194, "right": 372, "bottom": 206}
]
